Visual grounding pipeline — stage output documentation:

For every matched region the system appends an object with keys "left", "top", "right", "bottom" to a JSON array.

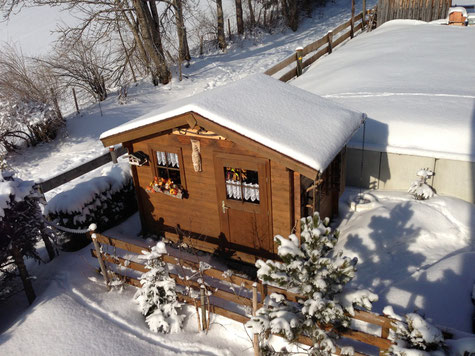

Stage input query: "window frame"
[{"left": 148, "top": 144, "right": 187, "bottom": 190}]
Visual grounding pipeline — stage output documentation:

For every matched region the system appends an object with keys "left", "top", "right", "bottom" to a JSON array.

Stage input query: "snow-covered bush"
[
  {"left": 134, "top": 242, "right": 184, "bottom": 333},
  {"left": 383, "top": 306, "right": 445, "bottom": 355},
  {"left": 46, "top": 163, "right": 136, "bottom": 250},
  {"left": 408, "top": 169, "right": 435, "bottom": 200},
  {"left": 0, "top": 99, "right": 63, "bottom": 155},
  {"left": 247, "top": 213, "right": 378, "bottom": 354}
]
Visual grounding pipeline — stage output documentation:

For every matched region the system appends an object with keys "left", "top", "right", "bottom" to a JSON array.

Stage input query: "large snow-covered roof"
[
  {"left": 101, "top": 74, "right": 364, "bottom": 172},
  {"left": 292, "top": 21, "right": 475, "bottom": 162}
]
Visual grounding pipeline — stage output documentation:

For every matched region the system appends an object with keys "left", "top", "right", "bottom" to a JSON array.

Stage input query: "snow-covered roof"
[
  {"left": 448, "top": 6, "right": 468, "bottom": 16},
  {"left": 293, "top": 21, "right": 475, "bottom": 162},
  {"left": 451, "top": 0, "right": 475, "bottom": 6},
  {"left": 101, "top": 74, "right": 365, "bottom": 172}
]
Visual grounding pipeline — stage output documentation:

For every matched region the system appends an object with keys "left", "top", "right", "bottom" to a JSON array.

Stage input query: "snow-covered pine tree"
[
  {"left": 0, "top": 171, "right": 53, "bottom": 304},
  {"left": 383, "top": 306, "right": 445, "bottom": 355},
  {"left": 246, "top": 212, "right": 378, "bottom": 354},
  {"left": 134, "top": 242, "right": 184, "bottom": 333},
  {"left": 408, "top": 168, "right": 435, "bottom": 200}
]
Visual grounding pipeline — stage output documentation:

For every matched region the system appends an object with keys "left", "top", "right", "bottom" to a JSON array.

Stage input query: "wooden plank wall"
[
  {"left": 377, "top": 0, "right": 451, "bottom": 26},
  {"left": 131, "top": 132, "right": 294, "bottom": 256}
]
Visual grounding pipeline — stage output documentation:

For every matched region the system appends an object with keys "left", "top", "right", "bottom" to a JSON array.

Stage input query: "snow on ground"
[
  {"left": 1, "top": 190, "right": 473, "bottom": 355},
  {"left": 338, "top": 188, "right": 475, "bottom": 333},
  {"left": 292, "top": 20, "right": 475, "bottom": 162},
  {"left": 0, "top": 216, "right": 254, "bottom": 355}
]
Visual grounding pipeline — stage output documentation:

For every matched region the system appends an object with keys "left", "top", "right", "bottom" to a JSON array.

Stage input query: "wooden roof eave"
[{"left": 100, "top": 111, "right": 319, "bottom": 179}]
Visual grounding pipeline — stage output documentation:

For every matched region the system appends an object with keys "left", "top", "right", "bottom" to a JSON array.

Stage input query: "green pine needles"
[{"left": 247, "top": 213, "right": 378, "bottom": 355}]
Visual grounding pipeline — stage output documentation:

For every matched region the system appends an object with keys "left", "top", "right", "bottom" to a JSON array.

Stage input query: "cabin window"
[
  {"left": 155, "top": 150, "right": 181, "bottom": 185},
  {"left": 224, "top": 167, "right": 259, "bottom": 204}
]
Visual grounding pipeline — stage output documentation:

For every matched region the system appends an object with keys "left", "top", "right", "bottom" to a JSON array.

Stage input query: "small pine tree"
[
  {"left": 408, "top": 168, "right": 435, "bottom": 200},
  {"left": 383, "top": 306, "right": 445, "bottom": 354},
  {"left": 134, "top": 242, "right": 184, "bottom": 333},
  {"left": 0, "top": 171, "right": 48, "bottom": 304},
  {"left": 247, "top": 213, "right": 377, "bottom": 354}
]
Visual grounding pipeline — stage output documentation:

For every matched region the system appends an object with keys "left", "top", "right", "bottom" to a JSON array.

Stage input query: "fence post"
[
  {"left": 295, "top": 47, "right": 303, "bottom": 77},
  {"left": 90, "top": 226, "right": 110, "bottom": 291},
  {"left": 200, "top": 285, "right": 207, "bottom": 331},
  {"left": 362, "top": 0, "right": 367, "bottom": 28},
  {"left": 72, "top": 88, "right": 80, "bottom": 115},
  {"left": 379, "top": 321, "right": 391, "bottom": 355},
  {"left": 109, "top": 146, "right": 118, "bottom": 164},
  {"left": 327, "top": 31, "right": 334, "bottom": 54},
  {"left": 351, "top": 0, "right": 355, "bottom": 38},
  {"left": 252, "top": 283, "right": 260, "bottom": 356}
]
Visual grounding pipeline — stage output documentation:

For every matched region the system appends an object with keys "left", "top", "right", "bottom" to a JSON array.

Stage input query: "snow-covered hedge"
[{"left": 45, "top": 162, "right": 136, "bottom": 249}]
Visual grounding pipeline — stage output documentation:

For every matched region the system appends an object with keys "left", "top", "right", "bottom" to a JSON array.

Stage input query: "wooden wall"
[
  {"left": 129, "top": 131, "right": 294, "bottom": 256},
  {"left": 377, "top": 0, "right": 451, "bottom": 26}
]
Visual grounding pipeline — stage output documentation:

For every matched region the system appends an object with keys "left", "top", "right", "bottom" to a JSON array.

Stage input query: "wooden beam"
[{"left": 100, "top": 113, "right": 192, "bottom": 147}]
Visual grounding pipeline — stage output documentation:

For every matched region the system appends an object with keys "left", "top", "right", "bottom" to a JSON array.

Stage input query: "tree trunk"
[
  {"left": 133, "top": 0, "right": 171, "bottom": 85},
  {"left": 174, "top": 0, "right": 191, "bottom": 62},
  {"left": 235, "top": 0, "right": 244, "bottom": 34},
  {"left": 216, "top": 0, "right": 227, "bottom": 50},
  {"left": 247, "top": 0, "right": 256, "bottom": 28},
  {"left": 11, "top": 244, "right": 36, "bottom": 305},
  {"left": 41, "top": 231, "right": 56, "bottom": 262},
  {"left": 280, "top": 0, "right": 299, "bottom": 31}
]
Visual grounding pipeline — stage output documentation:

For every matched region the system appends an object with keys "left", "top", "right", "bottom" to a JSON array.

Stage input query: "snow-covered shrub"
[
  {"left": 45, "top": 163, "right": 136, "bottom": 250},
  {"left": 0, "top": 99, "right": 64, "bottom": 155},
  {"left": 134, "top": 242, "right": 184, "bottom": 333},
  {"left": 247, "top": 213, "right": 378, "bottom": 353},
  {"left": 0, "top": 171, "right": 48, "bottom": 302},
  {"left": 383, "top": 306, "right": 445, "bottom": 355},
  {"left": 408, "top": 169, "right": 435, "bottom": 200}
]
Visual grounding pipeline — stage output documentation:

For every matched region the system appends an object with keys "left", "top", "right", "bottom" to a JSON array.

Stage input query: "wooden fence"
[
  {"left": 377, "top": 0, "right": 451, "bottom": 25},
  {"left": 91, "top": 232, "right": 395, "bottom": 355},
  {"left": 264, "top": 7, "right": 377, "bottom": 83},
  {"left": 36, "top": 146, "right": 127, "bottom": 193}
]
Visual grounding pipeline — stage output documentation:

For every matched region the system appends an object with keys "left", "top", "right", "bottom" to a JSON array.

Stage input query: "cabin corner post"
[
  {"left": 124, "top": 142, "right": 146, "bottom": 232},
  {"left": 293, "top": 171, "right": 301, "bottom": 240}
]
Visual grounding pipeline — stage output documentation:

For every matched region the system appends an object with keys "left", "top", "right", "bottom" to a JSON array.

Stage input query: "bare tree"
[
  {"left": 42, "top": 38, "right": 112, "bottom": 101},
  {"left": 235, "top": 0, "right": 244, "bottom": 34},
  {"left": 0, "top": 0, "right": 172, "bottom": 85},
  {"left": 215, "top": 0, "right": 226, "bottom": 49}
]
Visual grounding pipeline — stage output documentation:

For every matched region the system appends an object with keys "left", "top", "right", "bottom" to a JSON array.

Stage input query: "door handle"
[{"left": 222, "top": 200, "right": 229, "bottom": 214}]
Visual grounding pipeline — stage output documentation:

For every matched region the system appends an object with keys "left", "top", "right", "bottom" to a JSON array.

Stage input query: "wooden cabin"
[{"left": 100, "top": 74, "right": 365, "bottom": 263}]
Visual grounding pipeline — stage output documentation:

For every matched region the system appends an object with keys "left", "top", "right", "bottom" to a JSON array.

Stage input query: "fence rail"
[
  {"left": 36, "top": 146, "right": 127, "bottom": 193},
  {"left": 264, "top": 7, "right": 376, "bottom": 83},
  {"left": 91, "top": 232, "right": 394, "bottom": 355}
]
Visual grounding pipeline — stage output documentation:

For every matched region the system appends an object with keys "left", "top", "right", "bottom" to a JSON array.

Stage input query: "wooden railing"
[
  {"left": 36, "top": 146, "right": 127, "bottom": 193},
  {"left": 91, "top": 232, "right": 394, "bottom": 355},
  {"left": 264, "top": 6, "right": 377, "bottom": 83},
  {"left": 377, "top": 0, "right": 450, "bottom": 26}
]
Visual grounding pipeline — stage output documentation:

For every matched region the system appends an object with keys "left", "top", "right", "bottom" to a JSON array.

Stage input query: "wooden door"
[{"left": 214, "top": 153, "right": 272, "bottom": 253}]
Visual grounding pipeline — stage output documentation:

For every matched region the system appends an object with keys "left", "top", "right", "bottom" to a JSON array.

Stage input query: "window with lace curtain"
[{"left": 154, "top": 150, "right": 182, "bottom": 185}]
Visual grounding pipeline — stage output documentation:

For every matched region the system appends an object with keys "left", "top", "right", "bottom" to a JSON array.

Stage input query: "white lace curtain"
[
  {"left": 156, "top": 151, "right": 179, "bottom": 168},
  {"left": 226, "top": 180, "right": 260, "bottom": 202}
]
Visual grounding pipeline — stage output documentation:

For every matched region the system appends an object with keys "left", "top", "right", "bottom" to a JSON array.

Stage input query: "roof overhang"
[{"left": 101, "top": 111, "right": 320, "bottom": 179}]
